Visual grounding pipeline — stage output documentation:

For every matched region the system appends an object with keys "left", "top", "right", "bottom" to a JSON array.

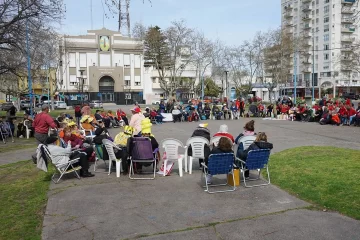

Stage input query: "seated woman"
[
  {"left": 235, "top": 120, "right": 256, "bottom": 144},
  {"left": 150, "top": 107, "right": 163, "bottom": 124},
  {"left": 80, "top": 115, "right": 95, "bottom": 135},
  {"left": 203, "top": 103, "right": 211, "bottom": 120},
  {"left": 237, "top": 132, "right": 273, "bottom": 178},
  {"left": 213, "top": 124, "right": 234, "bottom": 143},
  {"left": 222, "top": 104, "right": 231, "bottom": 120},
  {"left": 46, "top": 135, "right": 95, "bottom": 177},
  {"left": 116, "top": 108, "right": 129, "bottom": 125},
  {"left": 107, "top": 110, "right": 120, "bottom": 127},
  {"left": 172, "top": 106, "right": 182, "bottom": 123},
  {"left": 114, "top": 126, "right": 134, "bottom": 174},
  {"left": 187, "top": 123, "right": 211, "bottom": 169},
  {"left": 212, "top": 105, "right": 222, "bottom": 120},
  {"left": 205, "top": 137, "right": 234, "bottom": 184}
]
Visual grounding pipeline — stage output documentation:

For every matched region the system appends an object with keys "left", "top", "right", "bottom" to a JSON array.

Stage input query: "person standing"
[
  {"left": 81, "top": 103, "right": 91, "bottom": 116},
  {"left": 129, "top": 107, "right": 145, "bottom": 136},
  {"left": 74, "top": 105, "right": 82, "bottom": 126},
  {"left": 32, "top": 104, "right": 57, "bottom": 144}
]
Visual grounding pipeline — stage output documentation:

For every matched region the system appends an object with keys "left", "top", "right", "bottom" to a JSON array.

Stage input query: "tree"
[
  {"left": 0, "top": 0, "right": 64, "bottom": 77},
  {"left": 263, "top": 28, "right": 294, "bottom": 102},
  {"left": 195, "top": 78, "right": 221, "bottom": 97},
  {"left": 132, "top": 22, "right": 147, "bottom": 40},
  {"left": 164, "top": 20, "right": 194, "bottom": 97},
  {"left": 143, "top": 26, "right": 171, "bottom": 95}
]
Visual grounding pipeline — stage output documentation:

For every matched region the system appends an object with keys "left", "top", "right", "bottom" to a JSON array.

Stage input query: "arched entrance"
[
  {"left": 99, "top": 76, "right": 115, "bottom": 102},
  {"left": 320, "top": 80, "right": 335, "bottom": 99}
]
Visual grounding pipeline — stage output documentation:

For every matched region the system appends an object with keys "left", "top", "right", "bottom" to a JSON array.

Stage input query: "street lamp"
[
  {"left": 224, "top": 70, "right": 229, "bottom": 101},
  {"left": 78, "top": 70, "right": 86, "bottom": 105},
  {"left": 26, "top": 18, "right": 33, "bottom": 116}
]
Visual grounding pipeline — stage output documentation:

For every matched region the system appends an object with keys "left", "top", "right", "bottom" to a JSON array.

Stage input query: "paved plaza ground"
[{"left": 38, "top": 118, "right": 360, "bottom": 240}]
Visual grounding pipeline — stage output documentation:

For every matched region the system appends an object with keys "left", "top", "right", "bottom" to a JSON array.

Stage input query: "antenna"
[
  {"left": 119, "top": 0, "right": 130, "bottom": 36},
  {"left": 101, "top": 0, "right": 105, "bottom": 28},
  {"left": 90, "top": 0, "right": 93, "bottom": 29}
]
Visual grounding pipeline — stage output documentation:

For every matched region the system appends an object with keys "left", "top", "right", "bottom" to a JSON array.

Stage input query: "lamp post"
[
  {"left": 26, "top": 19, "right": 33, "bottom": 116},
  {"left": 224, "top": 70, "right": 229, "bottom": 102},
  {"left": 78, "top": 70, "right": 86, "bottom": 105}
]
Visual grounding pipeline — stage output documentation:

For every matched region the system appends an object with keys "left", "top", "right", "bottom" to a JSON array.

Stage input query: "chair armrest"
[
  {"left": 201, "top": 162, "right": 207, "bottom": 169},
  {"left": 56, "top": 158, "right": 80, "bottom": 168},
  {"left": 153, "top": 148, "right": 159, "bottom": 154},
  {"left": 235, "top": 157, "right": 246, "bottom": 164}
]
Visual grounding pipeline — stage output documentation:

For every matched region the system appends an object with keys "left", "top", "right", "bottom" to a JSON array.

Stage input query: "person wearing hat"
[
  {"left": 187, "top": 123, "right": 211, "bottom": 169},
  {"left": 46, "top": 135, "right": 95, "bottom": 177},
  {"left": 129, "top": 107, "right": 145, "bottom": 136},
  {"left": 80, "top": 115, "right": 95, "bottom": 135},
  {"left": 113, "top": 126, "right": 134, "bottom": 174}
]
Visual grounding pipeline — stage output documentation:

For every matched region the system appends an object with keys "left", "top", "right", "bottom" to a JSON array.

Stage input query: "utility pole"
[
  {"left": 293, "top": 51, "right": 297, "bottom": 105},
  {"left": 26, "top": 19, "right": 33, "bottom": 117},
  {"left": 225, "top": 70, "right": 229, "bottom": 102},
  {"left": 78, "top": 70, "right": 86, "bottom": 105}
]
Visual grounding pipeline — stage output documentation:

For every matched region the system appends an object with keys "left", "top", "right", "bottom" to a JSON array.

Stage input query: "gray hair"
[
  {"left": 219, "top": 124, "right": 228, "bottom": 133},
  {"left": 42, "top": 104, "right": 50, "bottom": 111}
]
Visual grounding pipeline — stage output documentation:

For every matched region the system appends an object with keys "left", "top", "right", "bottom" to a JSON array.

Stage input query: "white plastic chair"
[
  {"left": 184, "top": 137, "right": 209, "bottom": 174},
  {"left": 80, "top": 123, "right": 96, "bottom": 140},
  {"left": 210, "top": 136, "right": 222, "bottom": 147},
  {"left": 238, "top": 135, "right": 256, "bottom": 150},
  {"left": 23, "top": 120, "right": 32, "bottom": 139},
  {"left": 161, "top": 138, "right": 185, "bottom": 177},
  {"left": 102, "top": 139, "right": 122, "bottom": 177}
]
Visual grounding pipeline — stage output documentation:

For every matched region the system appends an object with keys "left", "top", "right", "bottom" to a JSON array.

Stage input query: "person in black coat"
[
  {"left": 237, "top": 132, "right": 273, "bottom": 178},
  {"left": 188, "top": 123, "right": 211, "bottom": 169}
]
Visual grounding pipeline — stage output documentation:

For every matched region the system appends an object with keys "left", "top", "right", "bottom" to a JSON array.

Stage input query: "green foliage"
[
  {"left": 269, "top": 146, "right": 360, "bottom": 220},
  {"left": 196, "top": 78, "right": 221, "bottom": 97},
  {"left": 0, "top": 160, "right": 53, "bottom": 239}
]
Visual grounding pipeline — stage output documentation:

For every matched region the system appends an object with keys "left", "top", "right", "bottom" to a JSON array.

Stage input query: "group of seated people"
[
  {"left": 273, "top": 98, "right": 360, "bottom": 126},
  {"left": 186, "top": 120, "right": 273, "bottom": 184}
]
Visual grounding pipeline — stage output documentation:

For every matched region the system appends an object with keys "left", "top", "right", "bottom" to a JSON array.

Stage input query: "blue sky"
[{"left": 62, "top": 0, "right": 281, "bottom": 45}]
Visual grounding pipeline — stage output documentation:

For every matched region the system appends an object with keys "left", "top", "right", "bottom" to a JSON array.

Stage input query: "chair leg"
[
  {"left": 108, "top": 158, "right": 112, "bottom": 175},
  {"left": 184, "top": 151, "right": 188, "bottom": 173},
  {"left": 153, "top": 161, "right": 156, "bottom": 179},
  {"left": 163, "top": 160, "right": 168, "bottom": 177},
  {"left": 116, "top": 160, "right": 121, "bottom": 178},
  {"left": 189, "top": 157, "right": 193, "bottom": 174},
  {"left": 178, "top": 158, "right": 183, "bottom": 177}
]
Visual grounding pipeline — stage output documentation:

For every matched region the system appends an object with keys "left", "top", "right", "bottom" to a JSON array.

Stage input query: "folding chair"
[
  {"left": 0, "top": 122, "right": 14, "bottom": 144},
  {"left": 42, "top": 145, "right": 82, "bottom": 183},
  {"left": 184, "top": 137, "right": 209, "bottom": 174},
  {"left": 161, "top": 138, "right": 185, "bottom": 177},
  {"left": 236, "top": 149, "right": 271, "bottom": 188},
  {"left": 23, "top": 120, "right": 32, "bottom": 139},
  {"left": 80, "top": 123, "right": 96, "bottom": 141},
  {"left": 201, "top": 153, "right": 236, "bottom": 194},
  {"left": 128, "top": 137, "right": 158, "bottom": 180},
  {"left": 237, "top": 135, "right": 256, "bottom": 151},
  {"left": 102, "top": 139, "right": 122, "bottom": 177},
  {"left": 93, "top": 143, "right": 109, "bottom": 172}
]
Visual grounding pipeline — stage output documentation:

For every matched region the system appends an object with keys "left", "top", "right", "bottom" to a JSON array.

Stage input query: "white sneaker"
[{"left": 206, "top": 174, "right": 212, "bottom": 184}]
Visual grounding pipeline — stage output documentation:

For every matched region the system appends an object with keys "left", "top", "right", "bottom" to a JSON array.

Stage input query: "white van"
[{"left": 42, "top": 100, "right": 67, "bottom": 109}]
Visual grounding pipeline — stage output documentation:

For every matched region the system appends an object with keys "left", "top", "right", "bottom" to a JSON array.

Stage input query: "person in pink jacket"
[{"left": 129, "top": 107, "right": 145, "bottom": 136}]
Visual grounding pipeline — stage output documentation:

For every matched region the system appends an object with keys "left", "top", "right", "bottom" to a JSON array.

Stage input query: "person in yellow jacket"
[{"left": 113, "top": 126, "right": 134, "bottom": 174}]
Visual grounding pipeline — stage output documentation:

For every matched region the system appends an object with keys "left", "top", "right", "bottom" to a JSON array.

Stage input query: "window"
[
  {"left": 316, "top": 18, "right": 319, "bottom": 23},
  {"left": 324, "top": 24, "right": 329, "bottom": 32},
  {"left": 124, "top": 80, "right": 130, "bottom": 86},
  {"left": 324, "top": 0, "right": 329, "bottom": 3},
  {"left": 152, "top": 78, "right": 156, "bottom": 83},
  {"left": 124, "top": 54, "right": 130, "bottom": 67},
  {"left": 324, "top": 34, "right": 329, "bottom": 41},
  {"left": 324, "top": 44, "right": 329, "bottom": 50},
  {"left": 134, "top": 82, "right": 141, "bottom": 86},
  {"left": 324, "top": 17, "right": 329, "bottom": 23},
  {"left": 316, "top": 36, "right": 319, "bottom": 42},
  {"left": 324, "top": 5, "right": 329, "bottom": 14},
  {"left": 316, "top": 9, "right": 319, "bottom": 14},
  {"left": 315, "top": 55, "right": 318, "bottom": 60},
  {"left": 324, "top": 53, "right": 329, "bottom": 60},
  {"left": 316, "top": 0, "right": 319, "bottom": 4}
]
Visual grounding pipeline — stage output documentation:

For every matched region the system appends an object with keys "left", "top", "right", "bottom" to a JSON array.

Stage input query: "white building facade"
[{"left": 281, "top": 0, "right": 360, "bottom": 98}]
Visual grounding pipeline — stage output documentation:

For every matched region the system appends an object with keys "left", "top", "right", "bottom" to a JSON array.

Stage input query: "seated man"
[
  {"left": 172, "top": 106, "right": 182, "bottom": 123},
  {"left": 212, "top": 105, "right": 222, "bottom": 120},
  {"left": 113, "top": 126, "right": 134, "bottom": 174},
  {"left": 203, "top": 103, "right": 211, "bottom": 120},
  {"left": 222, "top": 104, "right": 231, "bottom": 120},
  {"left": 230, "top": 103, "right": 238, "bottom": 119},
  {"left": 213, "top": 124, "right": 235, "bottom": 143},
  {"left": 187, "top": 123, "right": 211, "bottom": 169},
  {"left": 46, "top": 135, "right": 94, "bottom": 177}
]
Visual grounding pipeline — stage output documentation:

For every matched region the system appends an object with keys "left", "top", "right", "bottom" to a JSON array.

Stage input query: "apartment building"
[{"left": 281, "top": 0, "right": 360, "bottom": 98}]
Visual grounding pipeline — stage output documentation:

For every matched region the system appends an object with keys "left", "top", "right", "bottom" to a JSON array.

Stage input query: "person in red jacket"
[
  {"left": 32, "top": 104, "right": 57, "bottom": 144},
  {"left": 338, "top": 104, "right": 348, "bottom": 125},
  {"left": 348, "top": 106, "right": 357, "bottom": 125},
  {"left": 213, "top": 124, "right": 234, "bottom": 143},
  {"left": 116, "top": 108, "right": 128, "bottom": 125},
  {"left": 280, "top": 104, "right": 289, "bottom": 114}
]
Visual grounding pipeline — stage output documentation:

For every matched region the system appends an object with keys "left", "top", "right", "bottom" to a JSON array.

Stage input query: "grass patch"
[
  {"left": 0, "top": 143, "right": 36, "bottom": 153},
  {"left": 0, "top": 160, "right": 53, "bottom": 240},
  {"left": 269, "top": 146, "right": 360, "bottom": 220}
]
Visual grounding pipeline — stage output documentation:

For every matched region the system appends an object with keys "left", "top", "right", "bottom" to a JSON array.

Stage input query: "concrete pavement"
[{"left": 42, "top": 118, "right": 360, "bottom": 240}]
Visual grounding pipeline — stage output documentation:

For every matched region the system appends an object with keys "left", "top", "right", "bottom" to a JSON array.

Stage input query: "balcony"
[
  {"left": 341, "top": 7, "right": 355, "bottom": 13},
  {"left": 284, "top": 4, "right": 293, "bottom": 10},
  {"left": 284, "top": 13, "right": 293, "bottom": 18},
  {"left": 302, "top": 5, "right": 311, "bottom": 12},
  {"left": 342, "top": 17, "right": 355, "bottom": 23},
  {"left": 342, "top": 0, "right": 356, "bottom": 4},
  {"left": 302, "top": 0, "right": 311, "bottom": 3},
  {"left": 342, "top": 44, "right": 353, "bottom": 51},
  {"left": 341, "top": 36, "right": 355, "bottom": 42},
  {"left": 302, "top": 67, "right": 312, "bottom": 73},
  {"left": 303, "top": 24, "right": 311, "bottom": 30},
  {"left": 341, "top": 27, "right": 356, "bottom": 33},
  {"left": 302, "top": 59, "right": 311, "bottom": 65},
  {"left": 341, "top": 56, "right": 353, "bottom": 61},
  {"left": 302, "top": 14, "right": 311, "bottom": 21}
]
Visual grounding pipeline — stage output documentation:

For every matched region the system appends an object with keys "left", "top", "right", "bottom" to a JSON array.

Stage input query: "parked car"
[
  {"left": 20, "top": 100, "right": 31, "bottom": 110},
  {"left": 41, "top": 100, "right": 67, "bottom": 109},
  {"left": 341, "top": 92, "right": 359, "bottom": 100},
  {"left": 89, "top": 100, "right": 103, "bottom": 108},
  {"left": 1, "top": 102, "right": 14, "bottom": 111}
]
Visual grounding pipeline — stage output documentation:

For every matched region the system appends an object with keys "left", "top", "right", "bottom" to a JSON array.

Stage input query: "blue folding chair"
[
  {"left": 236, "top": 149, "right": 271, "bottom": 188},
  {"left": 201, "top": 153, "right": 236, "bottom": 194}
]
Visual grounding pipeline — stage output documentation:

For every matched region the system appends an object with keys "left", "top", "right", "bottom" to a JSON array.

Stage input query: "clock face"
[{"left": 99, "top": 36, "right": 110, "bottom": 52}]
